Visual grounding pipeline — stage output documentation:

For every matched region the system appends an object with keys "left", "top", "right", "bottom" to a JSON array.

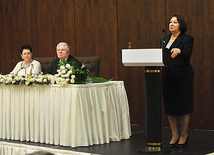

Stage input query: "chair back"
[
  {"left": 75, "top": 57, "right": 100, "bottom": 77},
  {"left": 34, "top": 57, "right": 55, "bottom": 74}
]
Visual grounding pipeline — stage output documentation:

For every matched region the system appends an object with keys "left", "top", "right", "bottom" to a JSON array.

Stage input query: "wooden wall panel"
[
  {"left": 117, "top": 0, "right": 166, "bottom": 125},
  {"left": 75, "top": 0, "right": 118, "bottom": 79},
  {"left": 0, "top": 0, "right": 4, "bottom": 72},
  {"left": 203, "top": 0, "right": 214, "bottom": 130},
  {"left": 36, "top": 0, "right": 75, "bottom": 57},
  {"left": 166, "top": 0, "right": 214, "bottom": 130},
  {"left": 0, "top": 0, "right": 37, "bottom": 74}
]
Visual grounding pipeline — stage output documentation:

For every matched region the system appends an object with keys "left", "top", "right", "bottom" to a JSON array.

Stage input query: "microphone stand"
[{"left": 161, "top": 29, "right": 165, "bottom": 48}]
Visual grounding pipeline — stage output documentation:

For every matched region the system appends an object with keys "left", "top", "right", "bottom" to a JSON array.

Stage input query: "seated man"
[{"left": 48, "top": 42, "right": 78, "bottom": 74}]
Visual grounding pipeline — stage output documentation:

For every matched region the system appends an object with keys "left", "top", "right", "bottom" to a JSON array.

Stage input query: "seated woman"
[{"left": 10, "top": 45, "right": 41, "bottom": 75}]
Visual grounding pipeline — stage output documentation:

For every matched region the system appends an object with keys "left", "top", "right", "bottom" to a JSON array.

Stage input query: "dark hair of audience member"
[{"left": 27, "top": 150, "right": 55, "bottom": 155}]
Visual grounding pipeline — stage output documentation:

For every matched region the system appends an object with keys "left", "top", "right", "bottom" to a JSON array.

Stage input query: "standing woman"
[
  {"left": 162, "top": 14, "right": 194, "bottom": 148},
  {"left": 11, "top": 45, "right": 41, "bottom": 75}
]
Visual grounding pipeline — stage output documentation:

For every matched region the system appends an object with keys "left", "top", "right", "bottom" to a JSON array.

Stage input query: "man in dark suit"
[{"left": 48, "top": 42, "right": 78, "bottom": 75}]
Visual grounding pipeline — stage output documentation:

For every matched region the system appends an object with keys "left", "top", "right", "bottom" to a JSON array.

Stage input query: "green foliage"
[
  {"left": 57, "top": 60, "right": 111, "bottom": 84},
  {"left": 90, "top": 77, "right": 112, "bottom": 83}
]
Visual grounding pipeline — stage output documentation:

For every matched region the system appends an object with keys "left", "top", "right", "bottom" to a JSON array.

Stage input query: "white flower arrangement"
[
  {"left": 0, "top": 59, "right": 111, "bottom": 86},
  {"left": 56, "top": 60, "right": 89, "bottom": 84},
  {"left": 0, "top": 74, "right": 51, "bottom": 86}
]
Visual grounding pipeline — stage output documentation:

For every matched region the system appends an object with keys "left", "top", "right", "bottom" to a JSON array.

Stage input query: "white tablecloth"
[{"left": 0, "top": 81, "right": 131, "bottom": 147}]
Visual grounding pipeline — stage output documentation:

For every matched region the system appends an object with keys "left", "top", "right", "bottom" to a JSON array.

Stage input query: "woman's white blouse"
[
  {"left": 166, "top": 42, "right": 172, "bottom": 49},
  {"left": 11, "top": 59, "right": 42, "bottom": 75}
]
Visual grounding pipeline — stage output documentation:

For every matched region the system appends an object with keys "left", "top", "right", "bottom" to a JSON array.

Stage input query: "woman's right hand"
[{"left": 171, "top": 48, "right": 181, "bottom": 58}]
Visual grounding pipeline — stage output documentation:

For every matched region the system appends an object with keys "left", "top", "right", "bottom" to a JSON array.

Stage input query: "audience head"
[
  {"left": 20, "top": 45, "right": 33, "bottom": 62},
  {"left": 27, "top": 150, "right": 54, "bottom": 155},
  {"left": 56, "top": 42, "right": 70, "bottom": 60},
  {"left": 169, "top": 14, "right": 187, "bottom": 33}
]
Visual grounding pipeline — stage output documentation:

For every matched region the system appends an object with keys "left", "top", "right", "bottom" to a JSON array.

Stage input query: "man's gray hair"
[{"left": 56, "top": 42, "right": 70, "bottom": 53}]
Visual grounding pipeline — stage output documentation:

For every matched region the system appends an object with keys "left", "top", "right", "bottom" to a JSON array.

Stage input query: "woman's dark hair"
[
  {"left": 169, "top": 14, "right": 187, "bottom": 33},
  {"left": 20, "top": 45, "right": 32, "bottom": 54}
]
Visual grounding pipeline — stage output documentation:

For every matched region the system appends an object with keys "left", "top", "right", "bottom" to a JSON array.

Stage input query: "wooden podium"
[{"left": 122, "top": 49, "right": 170, "bottom": 154}]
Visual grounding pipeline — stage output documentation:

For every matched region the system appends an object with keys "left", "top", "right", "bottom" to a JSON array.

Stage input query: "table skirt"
[{"left": 0, "top": 81, "right": 131, "bottom": 147}]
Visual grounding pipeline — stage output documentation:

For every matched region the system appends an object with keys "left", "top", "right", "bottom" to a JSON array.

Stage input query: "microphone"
[
  {"left": 161, "top": 29, "right": 165, "bottom": 48},
  {"left": 0, "top": 59, "right": 16, "bottom": 74}
]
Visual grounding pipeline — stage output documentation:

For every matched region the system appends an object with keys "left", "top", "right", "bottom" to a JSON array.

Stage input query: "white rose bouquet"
[{"left": 56, "top": 60, "right": 89, "bottom": 84}]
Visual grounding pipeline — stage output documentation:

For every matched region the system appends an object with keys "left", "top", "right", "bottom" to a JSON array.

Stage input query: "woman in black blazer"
[{"left": 162, "top": 14, "right": 194, "bottom": 148}]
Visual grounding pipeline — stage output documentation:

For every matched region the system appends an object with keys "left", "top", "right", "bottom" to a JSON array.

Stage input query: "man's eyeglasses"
[{"left": 22, "top": 52, "right": 32, "bottom": 56}]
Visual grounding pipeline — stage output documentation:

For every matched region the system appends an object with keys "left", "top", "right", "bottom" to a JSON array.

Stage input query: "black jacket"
[
  {"left": 162, "top": 33, "right": 194, "bottom": 79},
  {"left": 48, "top": 55, "right": 78, "bottom": 75}
]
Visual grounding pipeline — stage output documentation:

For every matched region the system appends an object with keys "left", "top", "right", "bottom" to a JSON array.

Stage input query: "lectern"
[{"left": 122, "top": 49, "right": 170, "bottom": 154}]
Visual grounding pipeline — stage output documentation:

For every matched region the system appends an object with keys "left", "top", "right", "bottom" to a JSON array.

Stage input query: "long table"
[{"left": 0, "top": 81, "right": 131, "bottom": 147}]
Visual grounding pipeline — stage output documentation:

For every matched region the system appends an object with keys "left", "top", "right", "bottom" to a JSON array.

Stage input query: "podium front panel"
[{"left": 122, "top": 49, "right": 164, "bottom": 66}]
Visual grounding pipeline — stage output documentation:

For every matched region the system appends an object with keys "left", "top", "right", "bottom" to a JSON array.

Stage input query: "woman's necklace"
[
  {"left": 22, "top": 59, "right": 33, "bottom": 69},
  {"left": 169, "top": 32, "right": 180, "bottom": 43},
  {"left": 169, "top": 36, "right": 176, "bottom": 43}
]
